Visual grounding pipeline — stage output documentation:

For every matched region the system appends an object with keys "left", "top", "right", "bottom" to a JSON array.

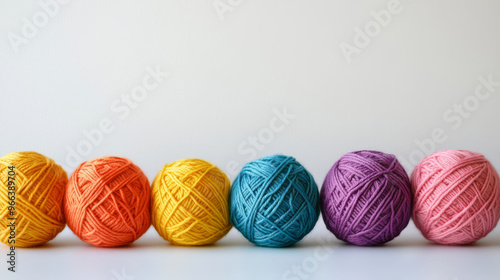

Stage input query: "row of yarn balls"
[{"left": 0, "top": 150, "right": 499, "bottom": 248}]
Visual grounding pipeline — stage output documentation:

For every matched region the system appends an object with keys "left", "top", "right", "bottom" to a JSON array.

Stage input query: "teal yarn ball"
[{"left": 230, "top": 155, "right": 320, "bottom": 247}]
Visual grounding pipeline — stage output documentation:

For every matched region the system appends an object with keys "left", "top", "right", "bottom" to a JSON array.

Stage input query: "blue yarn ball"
[{"left": 230, "top": 155, "right": 320, "bottom": 247}]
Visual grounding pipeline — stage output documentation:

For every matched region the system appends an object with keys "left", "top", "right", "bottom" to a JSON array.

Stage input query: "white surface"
[
  {"left": 1, "top": 222, "right": 500, "bottom": 280},
  {"left": 1, "top": 0, "right": 500, "bottom": 279}
]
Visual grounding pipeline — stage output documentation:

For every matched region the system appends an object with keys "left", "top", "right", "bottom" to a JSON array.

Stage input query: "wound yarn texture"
[
  {"left": 321, "top": 150, "right": 412, "bottom": 246},
  {"left": 230, "top": 155, "right": 319, "bottom": 247},
  {"left": 411, "top": 150, "right": 500, "bottom": 245},
  {"left": 151, "top": 159, "right": 232, "bottom": 246},
  {"left": 65, "top": 156, "right": 151, "bottom": 247},
  {"left": 0, "top": 151, "right": 67, "bottom": 247}
]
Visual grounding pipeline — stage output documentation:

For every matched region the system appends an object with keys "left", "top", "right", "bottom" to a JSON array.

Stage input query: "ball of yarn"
[
  {"left": 151, "top": 159, "right": 232, "bottom": 246},
  {"left": 321, "top": 150, "right": 412, "bottom": 246},
  {"left": 411, "top": 150, "right": 500, "bottom": 245},
  {"left": 64, "top": 156, "right": 151, "bottom": 247},
  {"left": 230, "top": 155, "right": 319, "bottom": 247},
  {"left": 0, "top": 151, "right": 67, "bottom": 247}
]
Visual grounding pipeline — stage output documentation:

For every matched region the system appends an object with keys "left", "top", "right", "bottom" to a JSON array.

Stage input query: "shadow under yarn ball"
[
  {"left": 230, "top": 154, "right": 320, "bottom": 247},
  {"left": 151, "top": 159, "right": 232, "bottom": 246},
  {"left": 321, "top": 150, "right": 412, "bottom": 246},
  {"left": 411, "top": 150, "right": 500, "bottom": 245},
  {"left": 0, "top": 151, "right": 67, "bottom": 247},
  {"left": 64, "top": 156, "right": 151, "bottom": 247}
]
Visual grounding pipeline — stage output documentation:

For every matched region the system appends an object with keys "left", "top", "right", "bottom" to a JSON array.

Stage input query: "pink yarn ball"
[{"left": 411, "top": 150, "right": 500, "bottom": 245}]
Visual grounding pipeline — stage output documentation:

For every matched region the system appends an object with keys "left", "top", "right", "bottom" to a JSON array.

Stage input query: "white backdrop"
[{"left": 1, "top": 1, "right": 500, "bottom": 280}]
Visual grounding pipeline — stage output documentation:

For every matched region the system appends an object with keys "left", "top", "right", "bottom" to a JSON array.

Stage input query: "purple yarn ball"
[{"left": 320, "top": 150, "right": 412, "bottom": 246}]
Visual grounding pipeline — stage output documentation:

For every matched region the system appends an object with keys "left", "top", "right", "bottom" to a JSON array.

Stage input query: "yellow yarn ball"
[
  {"left": 151, "top": 159, "right": 232, "bottom": 245},
  {"left": 0, "top": 151, "right": 67, "bottom": 247}
]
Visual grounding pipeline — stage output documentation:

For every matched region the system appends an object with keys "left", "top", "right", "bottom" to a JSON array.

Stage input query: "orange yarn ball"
[
  {"left": 0, "top": 151, "right": 67, "bottom": 247},
  {"left": 64, "top": 156, "right": 151, "bottom": 247},
  {"left": 411, "top": 150, "right": 500, "bottom": 245}
]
